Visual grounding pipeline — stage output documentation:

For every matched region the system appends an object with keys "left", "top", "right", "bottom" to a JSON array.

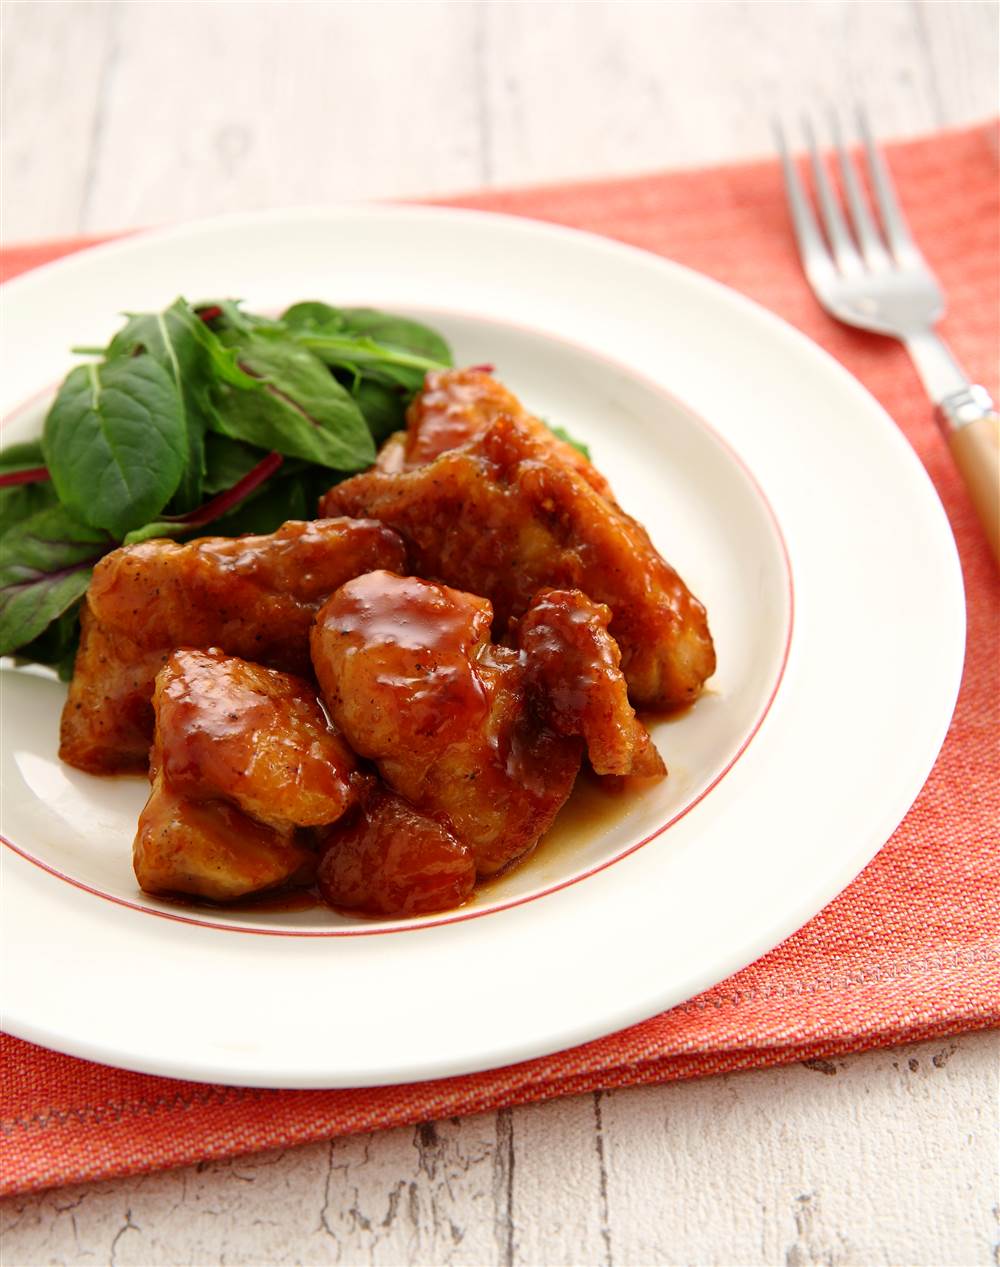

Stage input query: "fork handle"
[{"left": 938, "top": 388, "right": 1000, "bottom": 565}]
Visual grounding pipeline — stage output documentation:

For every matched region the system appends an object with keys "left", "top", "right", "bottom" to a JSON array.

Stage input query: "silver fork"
[{"left": 775, "top": 108, "right": 999, "bottom": 565}]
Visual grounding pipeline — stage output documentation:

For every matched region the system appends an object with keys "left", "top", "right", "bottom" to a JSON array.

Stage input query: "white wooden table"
[{"left": 1, "top": 3, "right": 997, "bottom": 1263}]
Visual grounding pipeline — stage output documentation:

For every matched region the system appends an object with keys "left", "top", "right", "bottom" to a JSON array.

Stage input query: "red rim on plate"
[{"left": 2, "top": 322, "right": 794, "bottom": 937}]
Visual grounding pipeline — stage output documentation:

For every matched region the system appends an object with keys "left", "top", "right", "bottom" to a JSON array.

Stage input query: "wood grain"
[
  {"left": 1, "top": 3, "right": 998, "bottom": 1264},
  {"left": 1, "top": 1, "right": 997, "bottom": 241},
  {"left": 1, "top": 1035, "right": 996, "bottom": 1265},
  {"left": 0, "top": 1, "right": 114, "bottom": 239}
]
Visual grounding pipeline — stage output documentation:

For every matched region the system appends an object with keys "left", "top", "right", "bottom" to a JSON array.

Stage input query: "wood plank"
[
  {"left": 598, "top": 1034, "right": 998, "bottom": 1266},
  {"left": 914, "top": 0, "right": 1000, "bottom": 126},
  {"left": 79, "top": 1, "right": 484, "bottom": 234},
  {"left": 6, "top": 1, "right": 998, "bottom": 242},
  {"left": 479, "top": 0, "right": 976, "bottom": 186},
  {"left": 1, "top": 1034, "right": 996, "bottom": 1265},
  {"left": 0, "top": 1113, "right": 507, "bottom": 1266},
  {"left": 509, "top": 1094, "right": 609, "bottom": 1264},
  {"left": 315, "top": 1115, "right": 504, "bottom": 1265},
  {"left": 1, "top": 5, "right": 998, "bottom": 1266},
  {"left": 0, "top": 0, "right": 114, "bottom": 241}
]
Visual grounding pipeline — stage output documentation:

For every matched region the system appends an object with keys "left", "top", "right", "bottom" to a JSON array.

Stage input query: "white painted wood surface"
[
  {"left": 1, "top": 2, "right": 998, "bottom": 1263},
  {"left": 2, "top": 1035, "right": 997, "bottom": 1266},
  {"left": 1, "top": 0, "right": 998, "bottom": 242}
]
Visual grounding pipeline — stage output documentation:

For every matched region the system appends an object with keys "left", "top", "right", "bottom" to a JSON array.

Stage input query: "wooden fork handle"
[{"left": 947, "top": 411, "right": 1000, "bottom": 565}]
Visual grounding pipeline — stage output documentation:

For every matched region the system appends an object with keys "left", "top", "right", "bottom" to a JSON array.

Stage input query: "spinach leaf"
[
  {"left": 184, "top": 305, "right": 263, "bottom": 387},
  {"left": 279, "top": 301, "right": 346, "bottom": 336},
  {"left": 0, "top": 441, "right": 57, "bottom": 535},
  {"left": 211, "top": 332, "right": 375, "bottom": 470},
  {"left": 549, "top": 425, "right": 591, "bottom": 460},
  {"left": 13, "top": 602, "right": 82, "bottom": 680},
  {"left": 202, "top": 432, "right": 269, "bottom": 494},
  {"left": 108, "top": 303, "right": 209, "bottom": 511},
  {"left": 349, "top": 378, "right": 408, "bottom": 443},
  {"left": 98, "top": 302, "right": 257, "bottom": 389},
  {"left": 294, "top": 331, "right": 445, "bottom": 394},
  {"left": 206, "top": 473, "right": 312, "bottom": 537},
  {"left": 199, "top": 299, "right": 279, "bottom": 337},
  {"left": 0, "top": 439, "right": 46, "bottom": 476},
  {"left": 107, "top": 299, "right": 259, "bottom": 511},
  {"left": 281, "top": 303, "right": 449, "bottom": 393},
  {"left": 0, "top": 506, "right": 110, "bottom": 656},
  {"left": 282, "top": 302, "right": 452, "bottom": 367},
  {"left": 0, "top": 481, "right": 58, "bottom": 539},
  {"left": 338, "top": 308, "right": 453, "bottom": 367},
  {"left": 43, "top": 356, "right": 187, "bottom": 538}
]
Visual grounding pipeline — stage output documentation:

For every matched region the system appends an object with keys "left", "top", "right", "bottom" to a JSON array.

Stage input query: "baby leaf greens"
[
  {"left": 549, "top": 425, "right": 591, "bottom": 460},
  {"left": 209, "top": 330, "right": 376, "bottom": 468},
  {"left": 1, "top": 296, "right": 453, "bottom": 660},
  {"left": 103, "top": 298, "right": 255, "bottom": 512},
  {"left": 44, "top": 356, "right": 188, "bottom": 538},
  {"left": 0, "top": 506, "right": 110, "bottom": 659},
  {"left": 203, "top": 299, "right": 449, "bottom": 443},
  {"left": 0, "top": 440, "right": 57, "bottom": 538}
]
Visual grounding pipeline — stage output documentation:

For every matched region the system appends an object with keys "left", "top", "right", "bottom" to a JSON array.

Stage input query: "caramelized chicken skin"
[
  {"left": 134, "top": 777, "right": 317, "bottom": 903},
  {"left": 153, "top": 649, "right": 366, "bottom": 831},
  {"left": 61, "top": 518, "right": 405, "bottom": 774},
  {"left": 516, "top": 589, "right": 666, "bottom": 780},
  {"left": 320, "top": 370, "right": 715, "bottom": 710},
  {"left": 391, "top": 367, "right": 611, "bottom": 496},
  {"left": 317, "top": 787, "right": 476, "bottom": 918},
  {"left": 311, "top": 570, "right": 582, "bottom": 877},
  {"left": 133, "top": 649, "right": 364, "bottom": 901},
  {"left": 310, "top": 570, "right": 664, "bottom": 881}
]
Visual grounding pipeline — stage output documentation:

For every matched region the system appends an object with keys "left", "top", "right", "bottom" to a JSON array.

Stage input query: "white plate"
[{"left": 0, "top": 206, "right": 964, "bottom": 1087}]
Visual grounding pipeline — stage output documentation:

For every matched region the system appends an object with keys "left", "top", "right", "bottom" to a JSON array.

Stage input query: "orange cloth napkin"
[{"left": 2, "top": 123, "right": 998, "bottom": 1196}]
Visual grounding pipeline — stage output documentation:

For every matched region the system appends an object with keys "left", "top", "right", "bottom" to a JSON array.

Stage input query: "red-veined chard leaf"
[
  {"left": 0, "top": 440, "right": 57, "bottom": 536},
  {"left": 210, "top": 331, "right": 375, "bottom": 470},
  {"left": 0, "top": 439, "right": 47, "bottom": 477},
  {"left": 0, "top": 505, "right": 110, "bottom": 656},
  {"left": 122, "top": 450, "right": 283, "bottom": 545},
  {"left": 201, "top": 431, "right": 271, "bottom": 494}
]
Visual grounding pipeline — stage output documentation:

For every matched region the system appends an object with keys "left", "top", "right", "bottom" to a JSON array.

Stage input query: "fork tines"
[{"left": 774, "top": 107, "right": 924, "bottom": 281}]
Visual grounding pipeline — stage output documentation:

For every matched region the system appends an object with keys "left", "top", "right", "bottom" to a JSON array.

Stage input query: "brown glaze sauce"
[
  {"left": 151, "top": 885, "right": 325, "bottom": 915},
  {"left": 472, "top": 767, "right": 643, "bottom": 901},
  {"left": 326, "top": 570, "right": 491, "bottom": 654},
  {"left": 149, "top": 767, "right": 641, "bottom": 921}
]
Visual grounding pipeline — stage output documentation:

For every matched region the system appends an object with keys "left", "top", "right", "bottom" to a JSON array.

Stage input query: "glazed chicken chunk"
[
  {"left": 134, "top": 649, "right": 365, "bottom": 901},
  {"left": 516, "top": 589, "right": 665, "bottom": 780},
  {"left": 317, "top": 787, "right": 477, "bottom": 918},
  {"left": 311, "top": 570, "right": 663, "bottom": 880},
  {"left": 60, "top": 517, "right": 405, "bottom": 775},
  {"left": 134, "top": 785, "right": 318, "bottom": 905},
  {"left": 375, "top": 366, "right": 611, "bottom": 495},
  {"left": 320, "top": 369, "right": 716, "bottom": 710}
]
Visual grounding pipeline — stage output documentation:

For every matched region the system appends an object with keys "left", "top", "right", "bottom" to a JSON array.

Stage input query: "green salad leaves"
[
  {"left": 45, "top": 356, "right": 189, "bottom": 537},
  {"left": 0, "top": 506, "right": 110, "bottom": 669},
  {"left": 0, "top": 296, "right": 453, "bottom": 665}
]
